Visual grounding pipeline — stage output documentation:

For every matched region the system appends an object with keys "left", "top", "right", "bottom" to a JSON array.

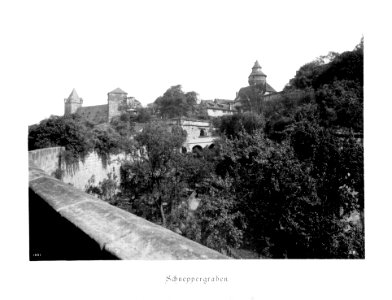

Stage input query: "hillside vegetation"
[{"left": 28, "top": 40, "right": 363, "bottom": 258}]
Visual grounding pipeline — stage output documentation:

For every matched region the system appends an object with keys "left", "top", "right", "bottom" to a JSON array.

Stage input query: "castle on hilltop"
[
  {"left": 64, "top": 61, "right": 279, "bottom": 123},
  {"left": 64, "top": 87, "right": 140, "bottom": 124},
  {"left": 62, "top": 61, "right": 281, "bottom": 153}
]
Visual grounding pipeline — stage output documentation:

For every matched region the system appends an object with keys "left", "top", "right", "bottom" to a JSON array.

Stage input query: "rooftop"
[
  {"left": 250, "top": 60, "right": 266, "bottom": 77},
  {"left": 109, "top": 87, "right": 127, "bottom": 94},
  {"left": 67, "top": 88, "right": 81, "bottom": 101}
]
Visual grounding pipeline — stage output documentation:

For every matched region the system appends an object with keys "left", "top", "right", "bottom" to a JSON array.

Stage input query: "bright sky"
[
  {"left": 3, "top": 1, "right": 392, "bottom": 298},
  {"left": 1, "top": 0, "right": 364, "bottom": 125}
]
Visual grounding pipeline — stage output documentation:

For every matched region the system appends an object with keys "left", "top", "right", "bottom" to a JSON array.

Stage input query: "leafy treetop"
[{"left": 154, "top": 85, "right": 198, "bottom": 119}]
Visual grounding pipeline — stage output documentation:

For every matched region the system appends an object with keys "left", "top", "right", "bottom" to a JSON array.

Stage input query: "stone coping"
[{"left": 29, "top": 159, "right": 228, "bottom": 260}]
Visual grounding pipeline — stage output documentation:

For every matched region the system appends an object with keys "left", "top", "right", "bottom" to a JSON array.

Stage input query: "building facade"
[
  {"left": 64, "top": 88, "right": 130, "bottom": 123},
  {"left": 166, "top": 117, "right": 216, "bottom": 153},
  {"left": 200, "top": 99, "right": 236, "bottom": 117}
]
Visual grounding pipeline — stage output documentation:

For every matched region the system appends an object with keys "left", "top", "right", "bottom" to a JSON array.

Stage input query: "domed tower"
[
  {"left": 248, "top": 60, "right": 267, "bottom": 87},
  {"left": 64, "top": 88, "right": 83, "bottom": 115}
]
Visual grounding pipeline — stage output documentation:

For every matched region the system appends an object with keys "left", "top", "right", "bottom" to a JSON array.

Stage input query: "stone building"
[
  {"left": 234, "top": 61, "right": 277, "bottom": 111},
  {"left": 64, "top": 88, "right": 132, "bottom": 124},
  {"left": 166, "top": 117, "right": 216, "bottom": 153},
  {"left": 200, "top": 99, "right": 236, "bottom": 117}
]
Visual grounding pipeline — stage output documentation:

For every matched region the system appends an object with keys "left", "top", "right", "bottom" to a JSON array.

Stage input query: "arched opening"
[
  {"left": 192, "top": 145, "right": 203, "bottom": 154},
  {"left": 200, "top": 129, "right": 206, "bottom": 137},
  {"left": 208, "top": 143, "right": 215, "bottom": 149},
  {"left": 181, "top": 147, "right": 187, "bottom": 153}
]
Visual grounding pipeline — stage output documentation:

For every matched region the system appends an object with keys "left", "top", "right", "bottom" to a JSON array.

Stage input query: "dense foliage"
[
  {"left": 120, "top": 122, "right": 187, "bottom": 226},
  {"left": 154, "top": 85, "right": 207, "bottom": 119},
  {"left": 285, "top": 38, "right": 362, "bottom": 91},
  {"left": 261, "top": 39, "right": 363, "bottom": 141},
  {"left": 29, "top": 40, "right": 364, "bottom": 258},
  {"left": 216, "top": 125, "right": 363, "bottom": 258},
  {"left": 28, "top": 114, "right": 95, "bottom": 164},
  {"left": 28, "top": 113, "right": 135, "bottom": 165},
  {"left": 209, "top": 39, "right": 364, "bottom": 257},
  {"left": 119, "top": 122, "right": 244, "bottom": 253},
  {"left": 213, "top": 111, "right": 265, "bottom": 139}
]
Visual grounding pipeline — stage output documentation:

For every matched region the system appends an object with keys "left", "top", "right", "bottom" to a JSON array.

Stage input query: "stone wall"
[
  {"left": 29, "top": 147, "right": 129, "bottom": 192},
  {"left": 28, "top": 147, "right": 64, "bottom": 177},
  {"left": 61, "top": 151, "right": 129, "bottom": 191},
  {"left": 64, "top": 100, "right": 82, "bottom": 115},
  {"left": 29, "top": 161, "right": 227, "bottom": 260},
  {"left": 77, "top": 104, "right": 108, "bottom": 124},
  {"left": 206, "top": 108, "right": 234, "bottom": 117}
]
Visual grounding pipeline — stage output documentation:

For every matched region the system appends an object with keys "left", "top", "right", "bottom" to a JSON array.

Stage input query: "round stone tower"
[
  {"left": 64, "top": 88, "right": 83, "bottom": 115},
  {"left": 248, "top": 60, "right": 267, "bottom": 87}
]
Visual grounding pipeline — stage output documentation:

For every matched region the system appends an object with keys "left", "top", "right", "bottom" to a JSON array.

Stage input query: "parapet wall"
[
  {"left": 29, "top": 159, "right": 228, "bottom": 260},
  {"left": 29, "top": 147, "right": 128, "bottom": 191},
  {"left": 61, "top": 151, "right": 128, "bottom": 190},
  {"left": 28, "top": 147, "right": 64, "bottom": 177}
]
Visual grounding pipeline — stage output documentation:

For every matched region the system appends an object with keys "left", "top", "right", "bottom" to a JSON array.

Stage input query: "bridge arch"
[{"left": 192, "top": 145, "right": 203, "bottom": 153}]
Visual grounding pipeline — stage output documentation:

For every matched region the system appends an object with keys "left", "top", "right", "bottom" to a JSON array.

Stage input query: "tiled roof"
[
  {"left": 200, "top": 99, "right": 235, "bottom": 111},
  {"left": 214, "top": 99, "right": 234, "bottom": 105},
  {"left": 200, "top": 100, "right": 214, "bottom": 105},
  {"left": 109, "top": 88, "right": 127, "bottom": 94},
  {"left": 250, "top": 60, "right": 266, "bottom": 76},
  {"left": 266, "top": 82, "right": 276, "bottom": 93},
  {"left": 235, "top": 83, "right": 278, "bottom": 102},
  {"left": 68, "top": 88, "right": 81, "bottom": 101}
]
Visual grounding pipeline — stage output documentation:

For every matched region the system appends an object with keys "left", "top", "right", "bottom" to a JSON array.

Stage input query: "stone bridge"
[
  {"left": 186, "top": 136, "right": 216, "bottom": 153},
  {"left": 29, "top": 148, "right": 227, "bottom": 260}
]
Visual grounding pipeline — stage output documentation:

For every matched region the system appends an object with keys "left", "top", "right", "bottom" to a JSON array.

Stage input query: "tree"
[
  {"left": 134, "top": 107, "right": 152, "bottom": 123},
  {"left": 315, "top": 80, "right": 363, "bottom": 131},
  {"left": 110, "top": 113, "right": 135, "bottom": 138},
  {"left": 85, "top": 173, "right": 119, "bottom": 204},
  {"left": 28, "top": 114, "right": 94, "bottom": 163},
  {"left": 215, "top": 127, "right": 363, "bottom": 258},
  {"left": 284, "top": 61, "right": 326, "bottom": 91},
  {"left": 91, "top": 126, "right": 125, "bottom": 165},
  {"left": 29, "top": 114, "right": 132, "bottom": 167},
  {"left": 188, "top": 176, "right": 245, "bottom": 254},
  {"left": 214, "top": 112, "right": 265, "bottom": 139},
  {"left": 120, "top": 122, "right": 187, "bottom": 226},
  {"left": 154, "top": 85, "right": 198, "bottom": 118},
  {"left": 284, "top": 39, "right": 363, "bottom": 91}
]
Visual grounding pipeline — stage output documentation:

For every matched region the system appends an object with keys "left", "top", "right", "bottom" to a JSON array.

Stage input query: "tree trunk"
[{"left": 160, "top": 203, "right": 166, "bottom": 227}]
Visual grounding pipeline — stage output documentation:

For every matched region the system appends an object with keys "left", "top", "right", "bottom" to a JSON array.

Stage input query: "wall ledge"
[{"left": 29, "top": 160, "right": 228, "bottom": 260}]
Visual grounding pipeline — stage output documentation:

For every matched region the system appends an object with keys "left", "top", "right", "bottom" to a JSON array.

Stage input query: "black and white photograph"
[{"left": 1, "top": 0, "right": 390, "bottom": 299}]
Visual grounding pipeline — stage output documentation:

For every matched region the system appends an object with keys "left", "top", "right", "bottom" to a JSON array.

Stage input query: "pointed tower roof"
[
  {"left": 67, "top": 88, "right": 81, "bottom": 101},
  {"left": 253, "top": 60, "right": 261, "bottom": 68},
  {"left": 250, "top": 60, "right": 266, "bottom": 76},
  {"left": 109, "top": 87, "right": 127, "bottom": 94}
]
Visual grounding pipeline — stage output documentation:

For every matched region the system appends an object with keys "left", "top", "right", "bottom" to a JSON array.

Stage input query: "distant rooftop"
[
  {"left": 67, "top": 88, "right": 81, "bottom": 101},
  {"left": 109, "top": 87, "right": 127, "bottom": 94},
  {"left": 250, "top": 60, "right": 266, "bottom": 77}
]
